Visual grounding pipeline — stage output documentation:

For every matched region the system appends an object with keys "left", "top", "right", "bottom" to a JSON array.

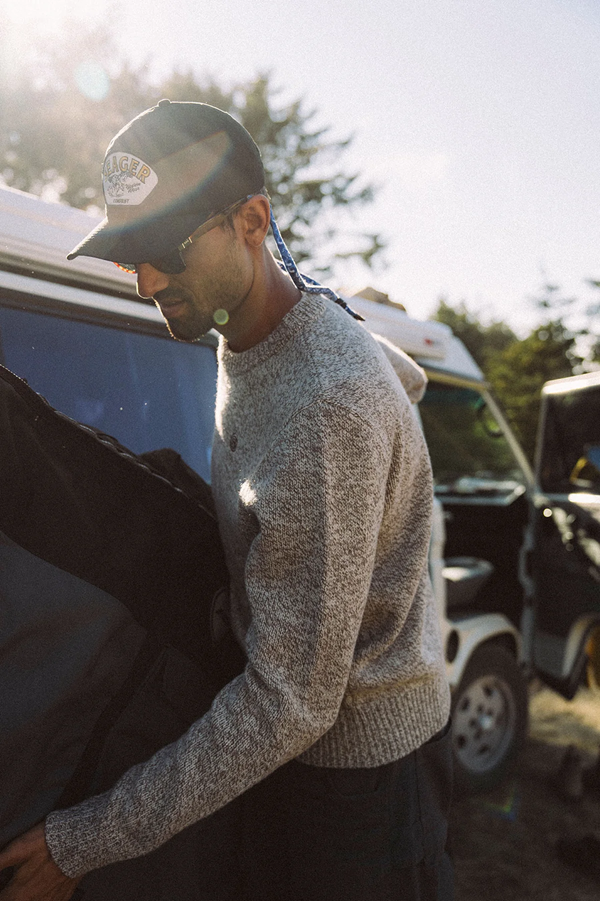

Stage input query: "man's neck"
[{"left": 223, "top": 256, "right": 301, "bottom": 353}]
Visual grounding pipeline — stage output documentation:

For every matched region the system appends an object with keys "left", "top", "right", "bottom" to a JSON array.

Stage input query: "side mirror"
[{"left": 570, "top": 444, "right": 600, "bottom": 491}]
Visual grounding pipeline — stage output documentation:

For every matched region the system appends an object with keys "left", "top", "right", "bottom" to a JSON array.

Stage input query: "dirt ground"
[{"left": 450, "top": 684, "right": 600, "bottom": 900}]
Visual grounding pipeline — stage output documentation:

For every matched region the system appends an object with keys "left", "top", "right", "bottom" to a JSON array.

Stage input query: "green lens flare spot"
[{"left": 213, "top": 309, "right": 229, "bottom": 325}]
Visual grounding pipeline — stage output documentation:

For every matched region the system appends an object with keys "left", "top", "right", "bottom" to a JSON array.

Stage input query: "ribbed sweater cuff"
[
  {"left": 298, "top": 675, "right": 451, "bottom": 768},
  {"left": 45, "top": 793, "right": 115, "bottom": 879}
]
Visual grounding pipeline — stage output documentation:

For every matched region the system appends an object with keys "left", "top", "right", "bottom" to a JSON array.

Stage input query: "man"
[{"left": 0, "top": 100, "right": 453, "bottom": 900}]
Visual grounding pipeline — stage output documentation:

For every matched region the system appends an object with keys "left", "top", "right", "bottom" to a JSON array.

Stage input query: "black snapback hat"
[{"left": 67, "top": 99, "right": 266, "bottom": 265}]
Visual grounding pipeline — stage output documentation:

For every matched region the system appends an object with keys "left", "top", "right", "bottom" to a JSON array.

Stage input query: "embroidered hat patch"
[{"left": 103, "top": 154, "right": 158, "bottom": 206}]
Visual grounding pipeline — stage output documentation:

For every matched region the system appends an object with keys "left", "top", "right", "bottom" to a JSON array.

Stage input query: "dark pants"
[
  {"left": 82, "top": 720, "right": 453, "bottom": 901},
  {"left": 238, "top": 721, "right": 454, "bottom": 901}
]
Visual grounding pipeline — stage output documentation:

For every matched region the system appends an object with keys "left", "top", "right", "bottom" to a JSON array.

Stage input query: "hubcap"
[{"left": 453, "top": 674, "right": 516, "bottom": 774}]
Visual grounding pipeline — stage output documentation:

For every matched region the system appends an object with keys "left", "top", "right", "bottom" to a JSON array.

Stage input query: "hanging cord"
[{"left": 269, "top": 211, "right": 364, "bottom": 322}]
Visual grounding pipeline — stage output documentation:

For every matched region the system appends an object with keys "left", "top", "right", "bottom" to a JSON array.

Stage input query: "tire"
[
  {"left": 585, "top": 626, "right": 600, "bottom": 695},
  {"left": 451, "top": 644, "right": 528, "bottom": 796}
]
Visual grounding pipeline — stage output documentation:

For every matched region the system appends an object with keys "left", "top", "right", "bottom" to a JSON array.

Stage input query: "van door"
[{"left": 529, "top": 372, "right": 600, "bottom": 698}]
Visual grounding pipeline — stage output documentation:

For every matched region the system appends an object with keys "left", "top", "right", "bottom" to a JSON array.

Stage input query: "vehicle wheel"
[{"left": 451, "top": 644, "right": 528, "bottom": 796}]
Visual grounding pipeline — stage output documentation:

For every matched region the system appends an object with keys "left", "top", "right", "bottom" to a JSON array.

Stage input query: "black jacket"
[{"left": 0, "top": 365, "right": 242, "bottom": 850}]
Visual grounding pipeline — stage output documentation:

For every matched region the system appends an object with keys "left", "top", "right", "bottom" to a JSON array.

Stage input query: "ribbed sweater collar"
[{"left": 217, "top": 292, "right": 325, "bottom": 375}]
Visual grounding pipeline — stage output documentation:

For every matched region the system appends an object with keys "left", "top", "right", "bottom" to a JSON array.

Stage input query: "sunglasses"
[{"left": 113, "top": 195, "right": 255, "bottom": 276}]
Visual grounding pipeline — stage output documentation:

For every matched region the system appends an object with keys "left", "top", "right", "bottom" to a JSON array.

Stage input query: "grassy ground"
[{"left": 450, "top": 685, "right": 600, "bottom": 901}]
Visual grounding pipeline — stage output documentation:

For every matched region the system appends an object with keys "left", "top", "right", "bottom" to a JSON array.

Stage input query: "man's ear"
[{"left": 239, "top": 195, "right": 271, "bottom": 247}]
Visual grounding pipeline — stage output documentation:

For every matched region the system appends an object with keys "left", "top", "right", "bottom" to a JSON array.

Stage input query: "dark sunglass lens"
[
  {"left": 113, "top": 249, "right": 185, "bottom": 276},
  {"left": 152, "top": 249, "right": 186, "bottom": 275}
]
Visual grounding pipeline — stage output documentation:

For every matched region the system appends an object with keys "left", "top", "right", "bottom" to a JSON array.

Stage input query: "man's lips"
[
  {"left": 155, "top": 291, "right": 186, "bottom": 315},
  {"left": 159, "top": 299, "right": 185, "bottom": 312}
]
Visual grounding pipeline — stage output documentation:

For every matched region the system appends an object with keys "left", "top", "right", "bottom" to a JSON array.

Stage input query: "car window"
[
  {"left": 0, "top": 305, "right": 217, "bottom": 482},
  {"left": 539, "top": 385, "right": 600, "bottom": 494},
  {"left": 419, "top": 381, "right": 526, "bottom": 498}
]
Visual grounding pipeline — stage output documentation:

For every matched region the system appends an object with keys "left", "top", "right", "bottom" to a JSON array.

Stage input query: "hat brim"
[{"left": 67, "top": 209, "right": 207, "bottom": 265}]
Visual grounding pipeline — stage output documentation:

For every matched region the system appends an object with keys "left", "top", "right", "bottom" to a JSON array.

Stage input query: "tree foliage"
[
  {"left": 485, "top": 320, "right": 580, "bottom": 461},
  {"left": 431, "top": 286, "right": 584, "bottom": 463},
  {"left": 0, "top": 19, "right": 383, "bottom": 275},
  {"left": 583, "top": 279, "right": 600, "bottom": 365},
  {"left": 433, "top": 299, "right": 516, "bottom": 372}
]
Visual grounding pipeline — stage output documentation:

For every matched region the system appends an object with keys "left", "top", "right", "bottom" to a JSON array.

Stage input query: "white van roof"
[
  {"left": 0, "top": 184, "right": 134, "bottom": 296},
  {"left": 543, "top": 370, "right": 600, "bottom": 395},
  {"left": 0, "top": 186, "right": 484, "bottom": 383},
  {"left": 348, "top": 293, "right": 484, "bottom": 383}
]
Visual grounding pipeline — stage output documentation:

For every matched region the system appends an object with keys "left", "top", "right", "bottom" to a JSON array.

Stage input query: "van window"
[
  {"left": 0, "top": 305, "right": 217, "bottom": 482},
  {"left": 419, "top": 382, "right": 525, "bottom": 497},
  {"left": 539, "top": 385, "right": 600, "bottom": 494}
]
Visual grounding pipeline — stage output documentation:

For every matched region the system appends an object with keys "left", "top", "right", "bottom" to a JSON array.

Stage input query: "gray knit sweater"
[{"left": 45, "top": 293, "right": 450, "bottom": 878}]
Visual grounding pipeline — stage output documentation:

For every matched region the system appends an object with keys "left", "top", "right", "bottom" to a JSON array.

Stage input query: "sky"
[{"left": 3, "top": 0, "right": 600, "bottom": 334}]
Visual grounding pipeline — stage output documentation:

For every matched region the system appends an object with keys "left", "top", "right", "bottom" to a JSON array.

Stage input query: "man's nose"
[{"left": 136, "top": 263, "right": 170, "bottom": 299}]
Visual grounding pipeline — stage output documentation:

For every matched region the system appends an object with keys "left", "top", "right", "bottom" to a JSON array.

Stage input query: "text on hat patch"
[{"left": 103, "top": 154, "right": 159, "bottom": 206}]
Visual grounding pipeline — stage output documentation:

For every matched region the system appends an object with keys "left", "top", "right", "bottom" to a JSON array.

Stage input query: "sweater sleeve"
[{"left": 45, "top": 399, "right": 390, "bottom": 878}]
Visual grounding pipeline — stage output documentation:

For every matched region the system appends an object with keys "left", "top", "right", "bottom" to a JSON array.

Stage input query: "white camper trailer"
[
  {"left": 349, "top": 293, "right": 534, "bottom": 792},
  {"left": 1, "top": 184, "right": 599, "bottom": 796}
]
